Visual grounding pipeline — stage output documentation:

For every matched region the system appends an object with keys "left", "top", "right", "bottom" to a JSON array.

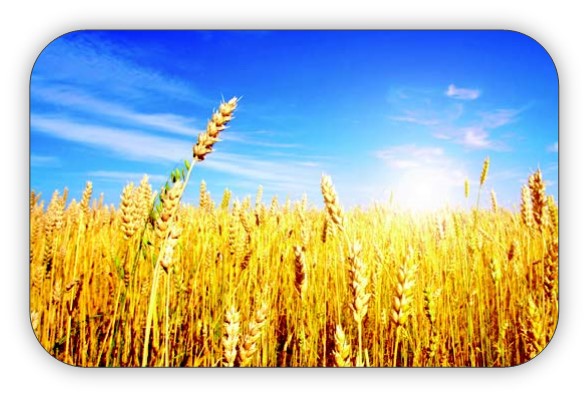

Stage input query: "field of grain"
[{"left": 29, "top": 98, "right": 558, "bottom": 367}]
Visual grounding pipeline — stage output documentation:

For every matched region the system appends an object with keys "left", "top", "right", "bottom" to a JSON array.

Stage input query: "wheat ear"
[
  {"left": 320, "top": 174, "right": 344, "bottom": 232},
  {"left": 520, "top": 184, "right": 533, "bottom": 229},
  {"left": 347, "top": 241, "right": 371, "bottom": 366},
  {"left": 522, "top": 296, "right": 545, "bottom": 361},
  {"left": 120, "top": 182, "right": 138, "bottom": 240},
  {"left": 238, "top": 301, "right": 269, "bottom": 367},
  {"left": 222, "top": 306, "right": 241, "bottom": 367},
  {"left": 528, "top": 169, "right": 548, "bottom": 231},
  {"left": 333, "top": 324, "right": 351, "bottom": 367},
  {"left": 391, "top": 249, "right": 417, "bottom": 328},
  {"left": 293, "top": 245, "right": 308, "bottom": 300}
]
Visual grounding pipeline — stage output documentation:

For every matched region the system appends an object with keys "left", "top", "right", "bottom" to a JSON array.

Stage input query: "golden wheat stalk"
[
  {"left": 254, "top": 185, "right": 266, "bottom": 226},
  {"left": 520, "top": 184, "right": 533, "bottom": 229},
  {"left": 490, "top": 189, "right": 498, "bottom": 213},
  {"left": 321, "top": 214, "right": 332, "bottom": 243},
  {"left": 238, "top": 301, "right": 268, "bottom": 367},
  {"left": 293, "top": 245, "right": 308, "bottom": 300},
  {"left": 228, "top": 201, "right": 240, "bottom": 257},
  {"left": 391, "top": 249, "right": 417, "bottom": 328},
  {"left": 333, "top": 324, "right": 351, "bottom": 367},
  {"left": 80, "top": 181, "right": 93, "bottom": 217},
  {"left": 474, "top": 157, "right": 490, "bottom": 223},
  {"left": 522, "top": 295, "right": 546, "bottom": 361},
  {"left": 348, "top": 241, "right": 371, "bottom": 324},
  {"left": 155, "top": 181, "right": 183, "bottom": 240},
  {"left": 546, "top": 195, "right": 558, "bottom": 237},
  {"left": 528, "top": 169, "right": 548, "bottom": 231},
  {"left": 480, "top": 157, "right": 490, "bottom": 186},
  {"left": 42, "top": 190, "right": 65, "bottom": 274},
  {"left": 543, "top": 239, "right": 558, "bottom": 302},
  {"left": 423, "top": 287, "right": 440, "bottom": 363},
  {"left": 423, "top": 287, "right": 439, "bottom": 326},
  {"left": 142, "top": 97, "right": 238, "bottom": 368},
  {"left": 347, "top": 241, "right": 371, "bottom": 366},
  {"left": 222, "top": 306, "right": 241, "bottom": 367},
  {"left": 158, "top": 224, "right": 181, "bottom": 273},
  {"left": 47, "top": 190, "right": 65, "bottom": 232},
  {"left": 120, "top": 182, "right": 138, "bottom": 240},
  {"left": 137, "top": 175, "right": 154, "bottom": 222},
  {"left": 193, "top": 97, "right": 238, "bottom": 162},
  {"left": 30, "top": 191, "right": 40, "bottom": 214},
  {"left": 320, "top": 174, "right": 344, "bottom": 232},
  {"left": 199, "top": 179, "right": 214, "bottom": 213}
]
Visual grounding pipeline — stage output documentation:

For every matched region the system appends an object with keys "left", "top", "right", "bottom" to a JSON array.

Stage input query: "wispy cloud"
[
  {"left": 31, "top": 115, "right": 191, "bottom": 163},
  {"left": 445, "top": 84, "right": 481, "bottom": 100},
  {"left": 461, "top": 127, "right": 492, "bottom": 149},
  {"left": 436, "top": 126, "right": 512, "bottom": 151},
  {"left": 32, "top": 86, "right": 200, "bottom": 137},
  {"left": 390, "top": 112, "right": 440, "bottom": 126},
  {"left": 479, "top": 109, "right": 520, "bottom": 128},
  {"left": 547, "top": 142, "right": 558, "bottom": 153},
  {"left": 31, "top": 114, "right": 324, "bottom": 198},
  {"left": 33, "top": 33, "right": 212, "bottom": 107},
  {"left": 390, "top": 101, "right": 464, "bottom": 128},
  {"left": 31, "top": 155, "right": 60, "bottom": 167},
  {"left": 205, "top": 152, "right": 321, "bottom": 191},
  {"left": 390, "top": 84, "right": 519, "bottom": 151},
  {"left": 432, "top": 108, "right": 521, "bottom": 151},
  {"left": 32, "top": 87, "right": 304, "bottom": 152},
  {"left": 87, "top": 171, "right": 167, "bottom": 185}
]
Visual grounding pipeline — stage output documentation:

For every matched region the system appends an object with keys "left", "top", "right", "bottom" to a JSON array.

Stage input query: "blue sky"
[{"left": 30, "top": 30, "right": 558, "bottom": 212}]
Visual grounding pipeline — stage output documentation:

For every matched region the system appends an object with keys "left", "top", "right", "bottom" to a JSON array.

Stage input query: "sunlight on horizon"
[{"left": 391, "top": 169, "right": 459, "bottom": 212}]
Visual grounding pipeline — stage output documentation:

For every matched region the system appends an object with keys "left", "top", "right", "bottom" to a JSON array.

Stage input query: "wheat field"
[{"left": 29, "top": 98, "right": 558, "bottom": 367}]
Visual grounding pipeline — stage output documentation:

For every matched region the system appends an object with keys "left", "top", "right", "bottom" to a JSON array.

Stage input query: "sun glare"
[{"left": 393, "top": 169, "right": 454, "bottom": 213}]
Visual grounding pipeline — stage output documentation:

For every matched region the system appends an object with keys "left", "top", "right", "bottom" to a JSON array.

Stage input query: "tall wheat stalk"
[{"left": 141, "top": 97, "right": 238, "bottom": 367}]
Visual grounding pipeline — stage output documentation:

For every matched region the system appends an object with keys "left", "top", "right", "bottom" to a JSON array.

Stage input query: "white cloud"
[
  {"left": 445, "top": 84, "right": 481, "bottom": 100},
  {"left": 87, "top": 171, "right": 167, "bottom": 185},
  {"left": 32, "top": 87, "right": 200, "bottom": 137},
  {"left": 461, "top": 127, "right": 492, "bottom": 149},
  {"left": 479, "top": 109, "right": 520, "bottom": 128},
  {"left": 31, "top": 115, "right": 190, "bottom": 163},
  {"left": 33, "top": 35, "right": 211, "bottom": 106},
  {"left": 390, "top": 104, "right": 463, "bottom": 127},
  {"left": 33, "top": 87, "right": 304, "bottom": 152},
  {"left": 31, "top": 114, "right": 324, "bottom": 199},
  {"left": 390, "top": 85, "right": 519, "bottom": 151},
  {"left": 431, "top": 108, "right": 520, "bottom": 151},
  {"left": 31, "top": 155, "right": 60, "bottom": 167},
  {"left": 390, "top": 113, "right": 440, "bottom": 126},
  {"left": 206, "top": 152, "right": 320, "bottom": 188}
]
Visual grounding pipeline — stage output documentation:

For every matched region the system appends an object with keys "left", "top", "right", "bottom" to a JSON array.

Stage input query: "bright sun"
[{"left": 393, "top": 169, "right": 454, "bottom": 212}]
